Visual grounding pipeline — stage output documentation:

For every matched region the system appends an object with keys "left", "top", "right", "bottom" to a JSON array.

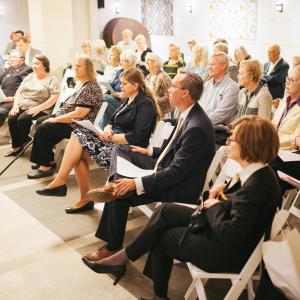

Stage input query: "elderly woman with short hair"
[
  {"left": 27, "top": 55, "right": 103, "bottom": 179},
  {"left": 233, "top": 46, "right": 251, "bottom": 68},
  {"left": 184, "top": 44, "right": 209, "bottom": 81},
  {"left": 236, "top": 59, "right": 272, "bottom": 119},
  {"left": 100, "top": 50, "right": 137, "bottom": 129},
  {"left": 145, "top": 52, "right": 172, "bottom": 117}
]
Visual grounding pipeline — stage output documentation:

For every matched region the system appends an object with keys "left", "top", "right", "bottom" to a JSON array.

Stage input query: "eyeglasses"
[
  {"left": 170, "top": 83, "right": 184, "bottom": 90},
  {"left": 286, "top": 76, "right": 299, "bottom": 84}
]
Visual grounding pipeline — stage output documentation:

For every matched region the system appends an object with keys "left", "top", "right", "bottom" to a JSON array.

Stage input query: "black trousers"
[
  {"left": 7, "top": 109, "right": 47, "bottom": 148},
  {"left": 96, "top": 145, "right": 161, "bottom": 249},
  {"left": 0, "top": 103, "right": 13, "bottom": 127},
  {"left": 30, "top": 115, "right": 73, "bottom": 166}
]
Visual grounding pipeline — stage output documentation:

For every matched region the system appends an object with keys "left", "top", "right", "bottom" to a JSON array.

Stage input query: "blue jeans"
[{"left": 99, "top": 94, "right": 122, "bottom": 130}]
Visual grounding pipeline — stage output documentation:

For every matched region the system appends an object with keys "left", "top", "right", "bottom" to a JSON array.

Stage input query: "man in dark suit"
[
  {"left": 260, "top": 44, "right": 289, "bottom": 99},
  {"left": 84, "top": 71, "right": 215, "bottom": 261},
  {"left": 0, "top": 50, "right": 32, "bottom": 126}
]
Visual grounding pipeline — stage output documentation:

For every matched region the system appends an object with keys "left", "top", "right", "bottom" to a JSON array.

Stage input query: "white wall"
[
  {"left": 0, "top": 0, "right": 29, "bottom": 53},
  {"left": 93, "top": 0, "right": 300, "bottom": 65}
]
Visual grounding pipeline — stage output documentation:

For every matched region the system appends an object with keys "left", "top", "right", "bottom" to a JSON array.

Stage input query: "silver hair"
[
  {"left": 145, "top": 52, "right": 163, "bottom": 69},
  {"left": 120, "top": 50, "right": 137, "bottom": 65}
]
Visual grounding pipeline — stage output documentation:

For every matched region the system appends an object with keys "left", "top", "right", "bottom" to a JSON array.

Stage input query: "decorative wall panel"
[
  {"left": 208, "top": 0, "right": 257, "bottom": 40},
  {"left": 141, "top": 0, "right": 173, "bottom": 36}
]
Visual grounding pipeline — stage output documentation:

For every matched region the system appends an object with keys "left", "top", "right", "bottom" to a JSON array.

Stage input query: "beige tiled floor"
[{"left": 0, "top": 192, "right": 135, "bottom": 300}]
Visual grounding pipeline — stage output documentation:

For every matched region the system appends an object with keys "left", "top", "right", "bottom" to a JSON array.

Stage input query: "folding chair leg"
[
  {"left": 184, "top": 279, "right": 198, "bottom": 300},
  {"left": 247, "top": 280, "right": 255, "bottom": 300},
  {"left": 195, "top": 278, "right": 208, "bottom": 300}
]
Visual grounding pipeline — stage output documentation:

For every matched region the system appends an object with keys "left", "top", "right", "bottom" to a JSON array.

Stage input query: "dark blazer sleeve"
[
  {"left": 261, "top": 60, "right": 289, "bottom": 85},
  {"left": 124, "top": 98, "right": 157, "bottom": 145},
  {"left": 205, "top": 175, "right": 276, "bottom": 249},
  {"left": 142, "top": 124, "right": 208, "bottom": 193}
]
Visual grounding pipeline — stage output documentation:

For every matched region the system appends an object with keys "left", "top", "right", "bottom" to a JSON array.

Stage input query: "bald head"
[{"left": 268, "top": 44, "right": 281, "bottom": 63}]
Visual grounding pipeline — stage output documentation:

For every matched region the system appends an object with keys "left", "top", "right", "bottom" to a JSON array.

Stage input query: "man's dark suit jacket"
[
  {"left": 261, "top": 58, "right": 289, "bottom": 99},
  {"left": 141, "top": 103, "right": 215, "bottom": 204},
  {"left": 0, "top": 64, "right": 32, "bottom": 96}
]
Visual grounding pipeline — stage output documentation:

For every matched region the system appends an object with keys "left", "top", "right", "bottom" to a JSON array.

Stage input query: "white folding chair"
[{"left": 184, "top": 204, "right": 291, "bottom": 300}]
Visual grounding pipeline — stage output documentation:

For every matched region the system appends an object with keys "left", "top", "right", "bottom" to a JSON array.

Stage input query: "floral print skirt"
[{"left": 73, "top": 129, "right": 118, "bottom": 170}]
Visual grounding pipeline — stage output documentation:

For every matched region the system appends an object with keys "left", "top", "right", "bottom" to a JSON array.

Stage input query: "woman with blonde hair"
[
  {"left": 145, "top": 52, "right": 173, "bottom": 116},
  {"left": 237, "top": 59, "right": 272, "bottom": 119},
  {"left": 163, "top": 43, "right": 185, "bottom": 79},
  {"left": 234, "top": 46, "right": 251, "bottom": 68},
  {"left": 36, "top": 67, "right": 158, "bottom": 215},
  {"left": 184, "top": 44, "right": 209, "bottom": 81}
]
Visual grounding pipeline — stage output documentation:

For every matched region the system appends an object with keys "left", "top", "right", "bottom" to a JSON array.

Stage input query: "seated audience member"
[
  {"left": 15, "top": 30, "right": 25, "bottom": 40},
  {"left": 184, "top": 44, "right": 209, "bottom": 81},
  {"left": 186, "top": 38, "right": 197, "bottom": 64},
  {"left": 270, "top": 66, "right": 300, "bottom": 193},
  {"left": 163, "top": 43, "right": 185, "bottom": 79},
  {"left": 92, "top": 39, "right": 108, "bottom": 74},
  {"left": 82, "top": 116, "right": 281, "bottom": 300},
  {"left": 4, "top": 32, "right": 17, "bottom": 55},
  {"left": 0, "top": 51, "right": 32, "bottom": 127},
  {"left": 292, "top": 56, "right": 300, "bottom": 68},
  {"left": 145, "top": 53, "right": 173, "bottom": 117},
  {"left": 6, "top": 55, "right": 59, "bottom": 157},
  {"left": 98, "top": 46, "right": 122, "bottom": 83},
  {"left": 213, "top": 38, "right": 228, "bottom": 45},
  {"left": 97, "top": 46, "right": 121, "bottom": 82},
  {"left": 236, "top": 59, "right": 272, "bottom": 119},
  {"left": 82, "top": 71, "right": 215, "bottom": 261},
  {"left": 233, "top": 45, "right": 251, "bottom": 69},
  {"left": 79, "top": 40, "right": 93, "bottom": 57},
  {"left": 27, "top": 55, "right": 103, "bottom": 179},
  {"left": 16, "top": 37, "right": 41, "bottom": 66},
  {"left": 134, "top": 34, "right": 152, "bottom": 75},
  {"left": 213, "top": 42, "right": 238, "bottom": 82},
  {"left": 199, "top": 52, "right": 239, "bottom": 126},
  {"left": 117, "top": 29, "right": 137, "bottom": 53},
  {"left": 99, "top": 51, "right": 137, "bottom": 130},
  {"left": 260, "top": 44, "right": 289, "bottom": 99},
  {"left": 36, "top": 68, "right": 158, "bottom": 213}
]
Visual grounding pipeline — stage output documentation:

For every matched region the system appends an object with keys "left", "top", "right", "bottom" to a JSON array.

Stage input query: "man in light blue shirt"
[{"left": 199, "top": 52, "right": 239, "bottom": 126}]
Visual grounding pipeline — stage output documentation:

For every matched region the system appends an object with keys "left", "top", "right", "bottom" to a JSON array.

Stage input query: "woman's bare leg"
[
  {"left": 46, "top": 134, "right": 84, "bottom": 189},
  {"left": 72, "top": 157, "right": 91, "bottom": 208}
]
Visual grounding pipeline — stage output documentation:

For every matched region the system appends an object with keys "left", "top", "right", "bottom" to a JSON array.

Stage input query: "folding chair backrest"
[
  {"left": 201, "top": 146, "right": 228, "bottom": 192},
  {"left": 149, "top": 121, "right": 174, "bottom": 148},
  {"left": 214, "top": 158, "right": 241, "bottom": 187}
]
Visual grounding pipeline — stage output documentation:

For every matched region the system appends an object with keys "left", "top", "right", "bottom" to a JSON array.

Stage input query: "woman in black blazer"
[
  {"left": 81, "top": 116, "right": 282, "bottom": 299},
  {"left": 36, "top": 68, "right": 158, "bottom": 212}
]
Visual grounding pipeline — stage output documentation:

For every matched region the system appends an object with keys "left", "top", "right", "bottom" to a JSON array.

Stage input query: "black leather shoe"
[
  {"left": 27, "top": 168, "right": 54, "bottom": 179},
  {"left": 81, "top": 257, "right": 126, "bottom": 285},
  {"left": 65, "top": 201, "right": 94, "bottom": 214},
  {"left": 36, "top": 184, "right": 67, "bottom": 197},
  {"left": 4, "top": 148, "right": 23, "bottom": 157}
]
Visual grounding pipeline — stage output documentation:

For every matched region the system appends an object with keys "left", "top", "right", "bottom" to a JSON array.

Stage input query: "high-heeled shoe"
[
  {"left": 81, "top": 257, "right": 126, "bottom": 285},
  {"left": 36, "top": 184, "right": 67, "bottom": 196}
]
